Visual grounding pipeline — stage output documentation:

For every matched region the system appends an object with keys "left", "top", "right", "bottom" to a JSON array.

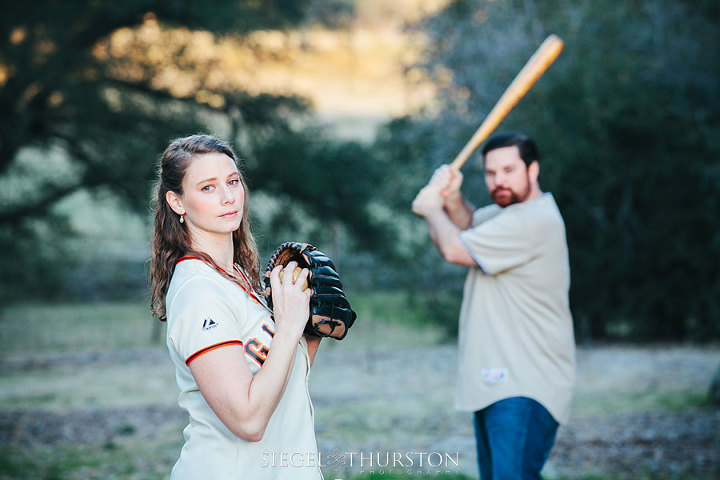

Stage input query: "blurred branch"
[{"left": 0, "top": 183, "right": 81, "bottom": 226}]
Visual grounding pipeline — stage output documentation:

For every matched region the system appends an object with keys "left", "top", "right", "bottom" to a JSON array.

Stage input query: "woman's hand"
[{"left": 269, "top": 260, "right": 311, "bottom": 340}]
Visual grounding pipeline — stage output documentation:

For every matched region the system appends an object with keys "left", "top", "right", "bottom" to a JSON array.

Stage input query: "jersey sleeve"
[
  {"left": 167, "top": 278, "right": 244, "bottom": 366},
  {"left": 459, "top": 207, "right": 534, "bottom": 275}
]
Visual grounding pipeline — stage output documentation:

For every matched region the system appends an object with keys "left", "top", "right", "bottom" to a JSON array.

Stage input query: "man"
[{"left": 412, "top": 133, "right": 576, "bottom": 480}]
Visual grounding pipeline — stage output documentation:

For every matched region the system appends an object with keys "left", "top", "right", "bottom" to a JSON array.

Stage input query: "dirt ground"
[{"left": 1, "top": 344, "right": 719, "bottom": 479}]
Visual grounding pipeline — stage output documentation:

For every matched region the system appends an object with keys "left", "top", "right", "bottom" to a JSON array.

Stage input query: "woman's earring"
[{"left": 179, "top": 215, "right": 184, "bottom": 224}]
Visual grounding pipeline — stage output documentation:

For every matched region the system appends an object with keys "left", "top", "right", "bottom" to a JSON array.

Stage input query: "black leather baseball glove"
[{"left": 264, "top": 242, "right": 357, "bottom": 340}]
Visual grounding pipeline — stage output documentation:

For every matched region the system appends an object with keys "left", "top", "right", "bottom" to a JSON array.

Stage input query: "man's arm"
[
  {"left": 444, "top": 191, "right": 475, "bottom": 230},
  {"left": 429, "top": 165, "right": 475, "bottom": 229},
  {"left": 412, "top": 184, "right": 477, "bottom": 267},
  {"left": 424, "top": 209, "right": 477, "bottom": 267}
]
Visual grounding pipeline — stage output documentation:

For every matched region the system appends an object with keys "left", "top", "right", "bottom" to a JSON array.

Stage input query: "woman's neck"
[{"left": 190, "top": 231, "right": 235, "bottom": 272}]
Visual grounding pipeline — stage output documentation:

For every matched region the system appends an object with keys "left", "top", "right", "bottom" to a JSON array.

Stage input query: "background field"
[{"left": 0, "top": 297, "right": 718, "bottom": 480}]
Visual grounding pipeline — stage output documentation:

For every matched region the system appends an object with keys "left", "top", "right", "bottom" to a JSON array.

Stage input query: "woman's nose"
[{"left": 220, "top": 185, "right": 235, "bottom": 204}]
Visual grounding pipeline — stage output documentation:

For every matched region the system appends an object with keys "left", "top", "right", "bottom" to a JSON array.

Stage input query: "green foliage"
[
  {"left": 537, "top": 1, "right": 720, "bottom": 342},
  {"left": 378, "top": 0, "right": 720, "bottom": 342},
  {"left": 367, "top": 116, "right": 471, "bottom": 335},
  {"left": 249, "top": 127, "right": 393, "bottom": 249},
  {"left": 0, "top": 0, "right": 384, "bottom": 302},
  {"left": 0, "top": 215, "right": 76, "bottom": 302},
  {"left": 710, "top": 363, "right": 720, "bottom": 406},
  {"left": 3, "top": 0, "right": 719, "bottom": 346}
]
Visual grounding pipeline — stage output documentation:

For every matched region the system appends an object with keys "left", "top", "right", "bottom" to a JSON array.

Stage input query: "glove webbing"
[{"left": 263, "top": 242, "right": 357, "bottom": 339}]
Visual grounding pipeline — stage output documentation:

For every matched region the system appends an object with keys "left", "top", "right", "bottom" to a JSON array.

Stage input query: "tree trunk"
[{"left": 709, "top": 362, "right": 720, "bottom": 406}]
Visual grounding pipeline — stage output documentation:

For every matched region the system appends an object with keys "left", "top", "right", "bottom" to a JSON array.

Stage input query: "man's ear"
[
  {"left": 528, "top": 160, "right": 540, "bottom": 183},
  {"left": 165, "top": 190, "right": 185, "bottom": 216}
]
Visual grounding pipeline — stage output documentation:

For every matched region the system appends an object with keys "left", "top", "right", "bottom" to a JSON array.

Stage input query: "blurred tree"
[
  {"left": 250, "top": 128, "right": 390, "bottom": 249},
  {"left": 0, "top": 0, "right": 400, "bottom": 300},
  {"left": 710, "top": 362, "right": 720, "bottom": 406},
  {"left": 379, "top": 0, "right": 720, "bottom": 341},
  {"left": 0, "top": 0, "right": 313, "bottom": 218},
  {"left": 0, "top": 0, "right": 307, "bottom": 299}
]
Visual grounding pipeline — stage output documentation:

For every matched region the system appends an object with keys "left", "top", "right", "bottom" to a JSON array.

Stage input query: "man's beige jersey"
[
  {"left": 166, "top": 259, "right": 322, "bottom": 479},
  {"left": 457, "top": 193, "right": 576, "bottom": 423}
]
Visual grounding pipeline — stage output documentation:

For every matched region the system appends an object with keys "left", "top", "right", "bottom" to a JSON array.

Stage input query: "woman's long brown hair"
[{"left": 150, "top": 134, "right": 262, "bottom": 322}]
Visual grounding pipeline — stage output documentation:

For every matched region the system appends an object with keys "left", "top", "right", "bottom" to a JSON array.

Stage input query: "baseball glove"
[{"left": 264, "top": 242, "right": 357, "bottom": 340}]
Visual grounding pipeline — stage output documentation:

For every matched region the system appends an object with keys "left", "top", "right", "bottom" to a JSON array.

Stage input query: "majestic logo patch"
[
  {"left": 481, "top": 367, "right": 508, "bottom": 385},
  {"left": 202, "top": 318, "right": 218, "bottom": 331}
]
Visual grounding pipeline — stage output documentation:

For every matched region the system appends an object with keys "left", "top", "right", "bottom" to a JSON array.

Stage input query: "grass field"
[
  {"left": 0, "top": 294, "right": 454, "bottom": 479},
  {"left": 0, "top": 302, "right": 159, "bottom": 355},
  {"left": 0, "top": 292, "right": 440, "bottom": 356},
  {"left": 1, "top": 296, "right": 718, "bottom": 480}
]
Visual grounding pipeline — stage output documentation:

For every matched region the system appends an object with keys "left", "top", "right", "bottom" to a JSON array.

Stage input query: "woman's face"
[{"left": 167, "top": 152, "right": 245, "bottom": 240}]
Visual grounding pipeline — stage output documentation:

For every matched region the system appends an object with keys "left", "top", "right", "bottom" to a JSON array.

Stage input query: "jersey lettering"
[
  {"left": 262, "top": 323, "right": 275, "bottom": 338},
  {"left": 245, "top": 339, "right": 270, "bottom": 366},
  {"left": 245, "top": 322, "right": 276, "bottom": 367}
]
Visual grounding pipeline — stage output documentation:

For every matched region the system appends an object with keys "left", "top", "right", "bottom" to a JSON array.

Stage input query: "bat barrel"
[{"left": 449, "top": 34, "right": 564, "bottom": 170}]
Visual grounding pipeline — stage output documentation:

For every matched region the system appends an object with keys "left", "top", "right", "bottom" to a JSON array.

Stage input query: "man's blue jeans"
[{"left": 473, "top": 396, "right": 559, "bottom": 480}]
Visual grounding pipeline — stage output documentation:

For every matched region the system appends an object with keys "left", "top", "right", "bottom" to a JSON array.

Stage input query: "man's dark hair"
[{"left": 481, "top": 133, "right": 539, "bottom": 167}]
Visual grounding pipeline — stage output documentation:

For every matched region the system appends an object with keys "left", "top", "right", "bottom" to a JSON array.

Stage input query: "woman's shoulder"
[
  {"left": 173, "top": 257, "right": 217, "bottom": 277},
  {"left": 167, "top": 259, "right": 230, "bottom": 303}
]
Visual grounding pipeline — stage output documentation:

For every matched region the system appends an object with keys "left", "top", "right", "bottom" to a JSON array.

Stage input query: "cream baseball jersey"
[
  {"left": 456, "top": 193, "right": 576, "bottom": 424},
  {"left": 165, "top": 258, "right": 322, "bottom": 479}
]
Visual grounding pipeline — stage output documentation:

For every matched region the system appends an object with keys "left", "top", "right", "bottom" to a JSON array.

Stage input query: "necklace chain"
[{"left": 176, "top": 256, "right": 272, "bottom": 314}]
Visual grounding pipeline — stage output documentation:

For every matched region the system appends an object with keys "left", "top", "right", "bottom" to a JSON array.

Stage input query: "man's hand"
[
  {"left": 412, "top": 184, "right": 445, "bottom": 217},
  {"left": 429, "top": 165, "right": 463, "bottom": 199}
]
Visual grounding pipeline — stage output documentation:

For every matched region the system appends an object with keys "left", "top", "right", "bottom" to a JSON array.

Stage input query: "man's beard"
[
  {"left": 491, "top": 188, "right": 521, "bottom": 207},
  {"left": 491, "top": 176, "right": 530, "bottom": 207}
]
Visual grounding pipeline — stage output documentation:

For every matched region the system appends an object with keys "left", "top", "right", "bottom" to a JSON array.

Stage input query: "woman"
[{"left": 150, "top": 134, "right": 323, "bottom": 479}]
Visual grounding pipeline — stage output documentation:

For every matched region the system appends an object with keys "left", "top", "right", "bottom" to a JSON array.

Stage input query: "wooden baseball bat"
[{"left": 449, "top": 34, "right": 564, "bottom": 170}]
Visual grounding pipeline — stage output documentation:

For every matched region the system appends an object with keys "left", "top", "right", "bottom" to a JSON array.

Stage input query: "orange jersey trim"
[{"left": 185, "top": 340, "right": 244, "bottom": 366}]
